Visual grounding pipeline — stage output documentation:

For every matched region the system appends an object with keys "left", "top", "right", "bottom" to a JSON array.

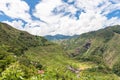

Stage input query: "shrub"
[
  {"left": 0, "top": 48, "right": 16, "bottom": 73},
  {"left": 1, "top": 62, "right": 25, "bottom": 80},
  {"left": 113, "top": 62, "right": 120, "bottom": 76}
]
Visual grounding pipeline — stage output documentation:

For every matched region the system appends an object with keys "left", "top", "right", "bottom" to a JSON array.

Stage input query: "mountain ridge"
[
  {"left": 62, "top": 25, "right": 120, "bottom": 76},
  {"left": 44, "top": 34, "right": 79, "bottom": 40}
]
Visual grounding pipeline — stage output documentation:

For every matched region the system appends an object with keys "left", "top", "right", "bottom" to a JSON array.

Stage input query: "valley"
[{"left": 0, "top": 23, "right": 120, "bottom": 80}]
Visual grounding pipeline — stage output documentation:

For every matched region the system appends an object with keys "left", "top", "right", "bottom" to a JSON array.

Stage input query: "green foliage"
[
  {"left": 20, "top": 64, "right": 37, "bottom": 78},
  {"left": 80, "top": 71, "right": 119, "bottom": 80},
  {"left": 113, "top": 61, "right": 120, "bottom": 76},
  {"left": 0, "top": 47, "right": 16, "bottom": 73},
  {"left": 1, "top": 62, "right": 24, "bottom": 80},
  {"left": 95, "top": 28, "right": 114, "bottom": 42},
  {"left": 111, "top": 25, "right": 120, "bottom": 34},
  {"left": 88, "top": 64, "right": 111, "bottom": 74},
  {"left": 79, "top": 55, "right": 104, "bottom": 64},
  {"left": 0, "top": 23, "right": 49, "bottom": 56}
]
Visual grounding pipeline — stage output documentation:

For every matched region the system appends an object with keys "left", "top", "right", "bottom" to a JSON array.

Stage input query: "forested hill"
[
  {"left": 0, "top": 22, "right": 66, "bottom": 79},
  {"left": 1, "top": 22, "right": 55, "bottom": 55},
  {"left": 62, "top": 25, "right": 120, "bottom": 76}
]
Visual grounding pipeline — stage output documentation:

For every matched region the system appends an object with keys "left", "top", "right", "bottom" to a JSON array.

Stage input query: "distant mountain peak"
[{"left": 44, "top": 34, "right": 79, "bottom": 40}]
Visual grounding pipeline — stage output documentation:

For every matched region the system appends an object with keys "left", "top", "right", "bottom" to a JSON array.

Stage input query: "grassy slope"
[
  {"left": 0, "top": 23, "right": 119, "bottom": 79},
  {"left": 0, "top": 22, "right": 82, "bottom": 79},
  {"left": 60, "top": 25, "right": 120, "bottom": 79},
  {"left": 25, "top": 46, "right": 120, "bottom": 80},
  {"left": 62, "top": 25, "right": 120, "bottom": 67}
]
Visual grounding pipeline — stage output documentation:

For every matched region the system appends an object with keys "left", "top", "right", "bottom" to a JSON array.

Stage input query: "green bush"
[
  {"left": 88, "top": 65, "right": 111, "bottom": 74},
  {"left": 111, "top": 25, "right": 120, "bottom": 34},
  {"left": 113, "top": 61, "right": 120, "bottom": 76},
  {"left": 1, "top": 62, "right": 25, "bottom": 80},
  {"left": 0, "top": 48, "right": 16, "bottom": 73}
]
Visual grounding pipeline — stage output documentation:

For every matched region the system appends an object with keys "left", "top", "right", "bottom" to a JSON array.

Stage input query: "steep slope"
[
  {"left": 0, "top": 23, "right": 49, "bottom": 56},
  {"left": 0, "top": 22, "right": 51, "bottom": 77},
  {"left": 0, "top": 22, "right": 82, "bottom": 79},
  {"left": 62, "top": 25, "right": 120, "bottom": 75}
]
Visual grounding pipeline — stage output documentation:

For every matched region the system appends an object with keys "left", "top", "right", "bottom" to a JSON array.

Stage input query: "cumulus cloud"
[
  {"left": 0, "top": 0, "right": 31, "bottom": 22},
  {"left": 3, "top": 20, "right": 24, "bottom": 30},
  {"left": 105, "top": 17, "right": 120, "bottom": 26},
  {"left": 102, "top": 2, "right": 120, "bottom": 15},
  {"left": 0, "top": 0, "right": 120, "bottom": 36},
  {"left": 110, "top": 0, "right": 120, "bottom": 3},
  {"left": 32, "top": 0, "right": 120, "bottom": 35}
]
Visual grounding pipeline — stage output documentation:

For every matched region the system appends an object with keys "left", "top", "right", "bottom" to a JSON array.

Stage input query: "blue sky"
[{"left": 0, "top": 0, "right": 120, "bottom": 36}]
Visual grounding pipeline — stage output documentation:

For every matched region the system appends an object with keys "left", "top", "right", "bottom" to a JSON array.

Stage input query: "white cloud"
[
  {"left": 33, "top": 0, "right": 62, "bottom": 23},
  {"left": 32, "top": 0, "right": 114, "bottom": 36},
  {"left": 1, "top": 0, "right": 120, "bottom": 36},
  {"left": 3, "top": 20, "right": 24, "bottom": 30},
  {"left": 110, "top": 0, "right": 120, "bottom": 3},
  {"left": 102, "top": 3, "right": 120, "bottom": 15},
  {"left": 24, "top": 21, "right": 49, "bottom": 36},
  {"left": 105, "top": 17, "right": 120, "bottom": 26},
  {"left": 0, "top": 0, "right": 31, "bottom": 22}
]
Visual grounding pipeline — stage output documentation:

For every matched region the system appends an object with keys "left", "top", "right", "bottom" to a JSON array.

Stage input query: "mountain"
[
  {"left": 0, "top": 22, "right": 72, "bottom": 79},
  {"left": 62, "top": 25, "right": 120, "bottom": 76},
  {"left": 44, "top": 34, "right": 79, "bottom": 40},
  {"left": 0, "top": 23, "right": 49, "bottom": 56},
  {"left": 0, "top": 22, "right": 120, "bottom": 80}
]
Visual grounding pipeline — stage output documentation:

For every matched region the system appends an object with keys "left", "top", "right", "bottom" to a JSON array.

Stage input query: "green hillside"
[
  {"left": 0, "top": 23, "right": 81, "bottom": 80},
  {"left": 0, "top": 23, "right": 49, "bottom": 56},
  {"left": 62, "top": 25, "right": 120, "bottom": 76},
  {"left": 0, "top": 23, "right": 120, "bottom": 80}
]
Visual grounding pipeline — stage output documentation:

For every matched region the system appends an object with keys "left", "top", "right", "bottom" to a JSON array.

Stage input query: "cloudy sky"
[{"left": 0, "top": 0, "right": 120, "bottom": 36}]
